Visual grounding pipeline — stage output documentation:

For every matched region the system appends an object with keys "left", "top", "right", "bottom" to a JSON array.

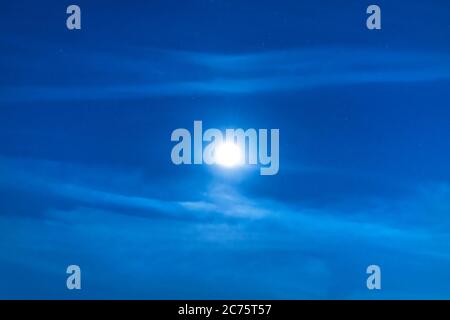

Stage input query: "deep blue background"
[{"left": 1, "top": 0, "right": 450, "bottom": 299}]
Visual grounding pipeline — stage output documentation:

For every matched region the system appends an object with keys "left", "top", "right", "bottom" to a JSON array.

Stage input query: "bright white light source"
[{"left": 215, "top": 142, "right": 242, "bottom": 168}]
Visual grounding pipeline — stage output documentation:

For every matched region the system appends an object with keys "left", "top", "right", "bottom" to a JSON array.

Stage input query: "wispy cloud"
[
  {"left": 2, "top": 47, "right": 450, "bottom": 102},
  {"left": 1, "top": 155, "right": 449, "bottom": 252},
  {"left": 1, "top": 154, "right": 450, "bottom": 298}
]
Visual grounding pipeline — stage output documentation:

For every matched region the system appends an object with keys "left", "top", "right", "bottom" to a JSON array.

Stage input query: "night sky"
[{"left": 1, "top": 0, "right": 450, "bottom": 299}]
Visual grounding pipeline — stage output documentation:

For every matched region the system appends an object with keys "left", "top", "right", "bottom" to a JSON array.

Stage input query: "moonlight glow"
[{"left": 215, "top": 142, "right": 242, "bottom": 168}]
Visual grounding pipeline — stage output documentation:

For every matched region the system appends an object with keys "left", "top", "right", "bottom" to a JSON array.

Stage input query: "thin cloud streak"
[
  {"left": 2, "top": 47, "right": 450, "bottom": 102},
  {"left": 1, "top": 156, "right": 449, "bottom": 261}
]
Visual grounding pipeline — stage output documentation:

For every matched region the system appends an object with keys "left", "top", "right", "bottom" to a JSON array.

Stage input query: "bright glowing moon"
[{"left": 215, "top": 142, "right": 242, "bottom": 168}]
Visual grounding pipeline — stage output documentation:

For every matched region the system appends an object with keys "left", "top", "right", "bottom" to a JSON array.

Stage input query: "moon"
[{"left": 215, "top": 142, "right": 242, "bottom": 168}]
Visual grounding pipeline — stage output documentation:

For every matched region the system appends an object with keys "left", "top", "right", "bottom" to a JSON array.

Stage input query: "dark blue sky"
[{"left": 1, "top": 0, "right": 450, "bottom": 299}]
